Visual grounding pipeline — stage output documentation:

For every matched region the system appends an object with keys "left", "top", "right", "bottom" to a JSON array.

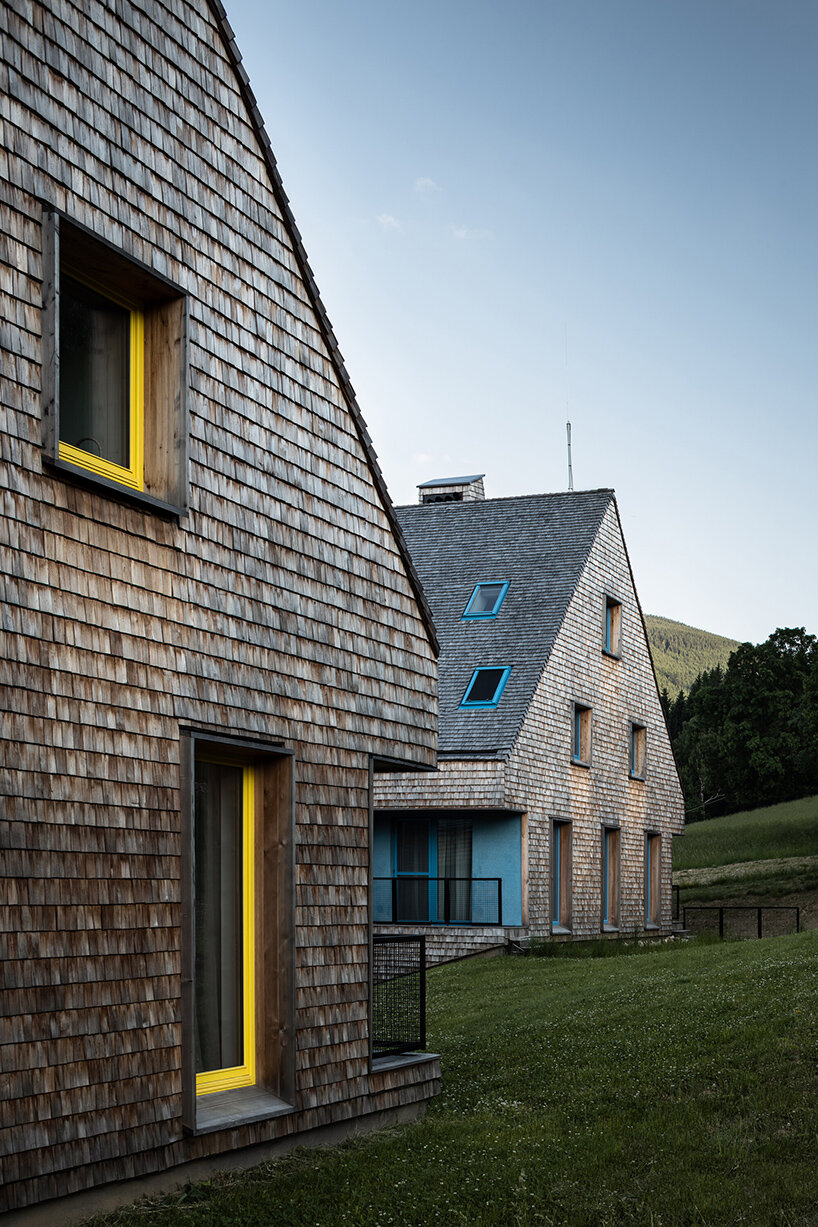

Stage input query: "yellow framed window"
[
  {"left": 58, "top": 268, "right": 144, "bottom": 491},
  {"left": 194, "top": 760, "right": 256, "bottom": 1096}
]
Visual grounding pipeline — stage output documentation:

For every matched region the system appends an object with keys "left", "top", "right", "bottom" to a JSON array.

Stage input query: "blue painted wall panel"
[{"left": 472, "top": 815, "right": 522, "bottom": 925}]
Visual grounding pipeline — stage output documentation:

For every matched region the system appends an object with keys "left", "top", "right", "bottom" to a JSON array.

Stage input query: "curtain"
[{"left": 438, "top": 820, "right": 472, "bottom": 923}]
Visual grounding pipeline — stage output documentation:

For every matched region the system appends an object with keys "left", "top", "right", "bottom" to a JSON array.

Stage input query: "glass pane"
[
  {"left": 60, "top": 274, "right": 130, "bottom": 467},
  {"left": 194, "top": 761, "right": 244, "bottom": 1074},
  {"left": 466, "top": 668, "right": 505, "bottom": 703},
  {"left": 396, "top": 877, "right": 429, "bottom": 923},
  {"left": 438, "top": 820, "right": 472, "bottom": 923},
  {"left": 469, "top": 583, "right": 504, "bottom": 615},
  {"left": 396, "top": 821, "right": 428, "bottom": 874}
]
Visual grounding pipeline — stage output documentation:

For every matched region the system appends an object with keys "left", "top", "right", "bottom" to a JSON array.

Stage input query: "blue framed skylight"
[
  {"left": 462, "top": 581, "right": 510, "bottom": 620},
  {"left": 459, "top": 666, "right": 511, "bottom": 709}
]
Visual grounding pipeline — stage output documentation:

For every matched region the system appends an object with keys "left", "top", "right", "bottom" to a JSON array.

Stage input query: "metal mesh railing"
[
  {"left": 682, "top": 905, "right": 800, "bottom": 939},
  {"left": 372, "top": 935, "right": 426, "bottom": 1056},
  {"left": 373, "top": 877, "right": 503, "bottom": 926}
]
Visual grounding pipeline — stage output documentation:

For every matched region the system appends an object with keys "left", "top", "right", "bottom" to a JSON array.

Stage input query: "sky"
[{"left": 224, "top": 0, "right": 817, "bottom": 645}]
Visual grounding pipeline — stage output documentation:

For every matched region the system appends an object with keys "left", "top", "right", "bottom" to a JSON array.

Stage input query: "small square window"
[
  {"left": 603, "top": 596, "right": 622, "bottom": 657},
  {"left": 630, "top": 724, "right": 646, "bottom": 779},
  {"left": 460, "top": 666, "right": 511, "bottom": 708},
  {"left": 572, "top": 703, "right": 592, "bottom": 765},
  {"left": 462, "top": 581, "right": 510, "bottom": 620},
  {"left": 59, "top": 270, "right": 144, "bottom": 490},
  {"left": 42, "top": 210, "right": 188, "bottom": 514}
]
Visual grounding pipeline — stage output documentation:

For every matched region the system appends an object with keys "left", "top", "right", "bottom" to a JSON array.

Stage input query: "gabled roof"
[
  {"left": 205, "top": 0, "right": 438, "bottom": 657},
  {"left": 394, "top": 489, "right": 615, "bottom": 758}
]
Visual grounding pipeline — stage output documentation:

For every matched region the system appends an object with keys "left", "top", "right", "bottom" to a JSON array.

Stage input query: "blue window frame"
[
  {"left": 604, "top": 596, "right": 622, "bottom": 657},
  {"left": 462, "top": 581, "right": 510, "bottom": 620},
  {"left": 630, "top": 723, "right": 646, "bottom": 778},
  {"left": 572, "top": 703, "right": 591, "bottom": 764},
  {"left": 460, "top": 666, "right": 511, "bottom": 709}
]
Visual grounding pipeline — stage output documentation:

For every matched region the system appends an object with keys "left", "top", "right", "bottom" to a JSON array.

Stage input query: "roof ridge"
[{"left": 204, "top": 0, "right": 439, "bottom": 657}]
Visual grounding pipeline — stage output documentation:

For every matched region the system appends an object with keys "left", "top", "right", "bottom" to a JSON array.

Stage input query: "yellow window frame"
[
  {"left": 57, "top": 268, "right": 145, "bottom": 492},
  {"left": 195, "top": 763, "right": 256, "bottom": 1097}
]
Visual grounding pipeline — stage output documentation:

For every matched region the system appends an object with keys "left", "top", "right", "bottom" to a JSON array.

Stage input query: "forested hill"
[{"left": 644, "top": 615, "right": 740, "bottom": 698}]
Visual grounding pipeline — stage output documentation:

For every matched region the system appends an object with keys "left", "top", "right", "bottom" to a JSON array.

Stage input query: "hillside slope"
[{"left": 644, "top": 614, "right": 740, "bottom": 697}]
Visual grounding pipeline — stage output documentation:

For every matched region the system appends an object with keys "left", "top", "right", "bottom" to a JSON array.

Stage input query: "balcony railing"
[
  {"left": 372, "top": 935, "right": 426, "bottom": 1056},
  {"left": 374, "top": 876, "right": 503, "bottom": 926}
]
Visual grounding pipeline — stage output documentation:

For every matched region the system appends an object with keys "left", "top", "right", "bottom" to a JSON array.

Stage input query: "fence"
[
  {"left": 373, "top": 877, "right": 503, "bottom": 926},
  {"left": 682, "top": 905, "right": 800, "bottom": 939},
  {"left": 372, "top": 935, "right": 426, "bottom": 1057}
]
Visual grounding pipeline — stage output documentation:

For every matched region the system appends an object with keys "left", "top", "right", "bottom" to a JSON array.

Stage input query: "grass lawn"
[
  {"left": 674, "top": 796, "right": 818, "bottom": 871},
  {"left": 85, "top": 932, "right": 818, "bottom": 1227}
]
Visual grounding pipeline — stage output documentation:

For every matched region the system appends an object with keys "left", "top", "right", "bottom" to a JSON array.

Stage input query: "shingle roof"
[{"left": 395, "top": 489, "right": 615, "bottom": 758}]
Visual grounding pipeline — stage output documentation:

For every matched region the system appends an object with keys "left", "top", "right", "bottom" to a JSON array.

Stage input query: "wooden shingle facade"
[
  {"left": 374, "top": 482, "right": 684, "bottom": 963},
  {"left": 0, "top": 0, "right": 440, "bottom": 1213}
]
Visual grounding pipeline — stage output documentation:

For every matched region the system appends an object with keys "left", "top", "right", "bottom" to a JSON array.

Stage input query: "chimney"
[{"left": 417, "top": 474, "right": 486, "bottom": 504}]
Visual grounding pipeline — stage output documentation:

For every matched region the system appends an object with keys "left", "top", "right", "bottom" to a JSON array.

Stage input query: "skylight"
[
  {"left": 460, "top": 666, "right": 511, "bottom": 709},
  {"left": 462, "top": 581, "right": 509, "bottom": 620}
]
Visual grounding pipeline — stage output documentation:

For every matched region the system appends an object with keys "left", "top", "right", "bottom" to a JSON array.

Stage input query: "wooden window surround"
[
  {"left": 630, "top": 723, "right": 647, "bottom": 779},
  {"left": 572, "top": 703, "right": 592, "bottom": 766},
  {"left": 181, "top": 734, "right": 295, "bottom": 1134},
  {"left": 601, "top": 825, "right": 620, "bottom": 930},
  {"left": 41, "top": 210, "right": 188, "bottom": 516},
  {"left": 551, "top": 820, "right": 572, "bottom": 933},
  {"left": 603, "top": 595, "right": 622, "bottom": 658},
  {"left": 645, "top": 832, "right": 661, "bottom": 928}
]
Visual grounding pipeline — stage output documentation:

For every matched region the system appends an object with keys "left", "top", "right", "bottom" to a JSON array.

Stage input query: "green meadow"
[
  {"left": 674, "top": 796, "right": 818, "bottom": 871},
  {"left": 86, "top": 931, "right": 818, "bottom": 1227}
]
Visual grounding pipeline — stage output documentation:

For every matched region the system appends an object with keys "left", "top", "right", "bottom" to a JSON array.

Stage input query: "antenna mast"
[
  {"left": 566, "top": 419, "right": 573, "bottom": 491},
  {"left": 565, "top": 323, "right": 573, "bottom": 491}
]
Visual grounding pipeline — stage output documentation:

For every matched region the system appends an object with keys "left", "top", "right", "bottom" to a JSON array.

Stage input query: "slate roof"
[{"left": 395, "top": 489, "right": 615, "bottom": 758}]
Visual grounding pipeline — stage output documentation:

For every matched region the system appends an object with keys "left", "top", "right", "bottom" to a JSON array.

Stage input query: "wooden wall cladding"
[
  {"left": 374, "top": 500, "right": 685, "bottom": 955},
  {"left": 0, "top": 0, "right": 438, "bottom": 1211}
]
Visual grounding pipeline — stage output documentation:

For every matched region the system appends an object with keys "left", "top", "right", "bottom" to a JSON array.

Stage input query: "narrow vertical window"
[
  {"left": 630, "top": 724, "right": 647, "bottom": 779},
  {"left": 602, "top": 826, "right": 620, "bottom": 929},
  {"left": 194, "top": 759, "right": 255, "bottom": 1094},
  {"left": 551, "top": 821, "right": 572, "bottom": 932},
  {"left": 604, "top": 596, "right": 622, "bottom": 657},
  {"left": 572, "top": 704, "right": 592, "bottom": 765},
  {"left": 645, "top": 833, "right": 661, "bottom": 927}
]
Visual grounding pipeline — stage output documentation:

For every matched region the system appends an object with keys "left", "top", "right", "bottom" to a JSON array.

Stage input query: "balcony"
[{"left": 374, "top": 876, "right": 503, "bottom": 926}]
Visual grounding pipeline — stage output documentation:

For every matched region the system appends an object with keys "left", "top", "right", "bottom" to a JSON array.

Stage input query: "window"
[
  {"left": 572, "top": 703, "right": 592, "bottom": 765},
  {"left": 460, "top": 666, "right": 511, "bottom": 708},
  {"left": 602, "top": 826, "right": 620, "bottom": 929},
  {"left": 552, "top": 820, "right": 572, "bottom": 932},
  {"left": 462, "top": 581, "right": 510, "bottom": 620},
  {"left": 630, "top": 724, "right": 647, "bottom": 779},
  {"left": 392, "top": 818, "right": 473, "bottom": 924},
  {"left": 42, "top": 210, "right": 188, "bottom": 513},
  {"left": 194, "top": 759, "right": 255, "bottom": 1095},
  {"left": 603, "top": 596, "right": 622, "bottom": 657},
  {"left": 59, "top": 270, "right": 144, "bottom": 490},
  {"left": 183, "top": 737, "right": 295, "bottom": 1132},
  {"left": 645, "top": 833, "right": 661, "bottom": 927}
]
